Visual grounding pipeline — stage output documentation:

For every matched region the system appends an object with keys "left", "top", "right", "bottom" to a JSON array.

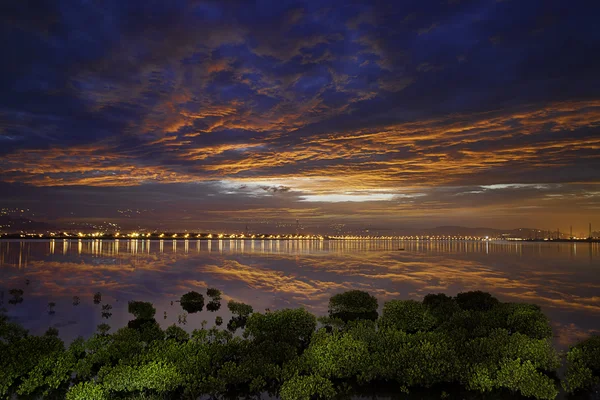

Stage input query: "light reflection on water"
[{"left": 0, "top": 239, "right": 599, "bottom": 349}]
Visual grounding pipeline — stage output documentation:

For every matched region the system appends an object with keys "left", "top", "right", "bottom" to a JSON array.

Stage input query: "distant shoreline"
[{"left": 0, "top": 235, "right": 598, "bottom": 243}]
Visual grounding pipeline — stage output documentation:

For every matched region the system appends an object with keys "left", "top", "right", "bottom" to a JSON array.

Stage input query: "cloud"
[{"left": 0, "top": 0, "right": 599, "bottom": 230}]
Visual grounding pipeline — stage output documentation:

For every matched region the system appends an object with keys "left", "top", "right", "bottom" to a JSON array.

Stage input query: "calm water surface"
[{"left": 1, "top": 239, "right": 599, "bottom": 350}]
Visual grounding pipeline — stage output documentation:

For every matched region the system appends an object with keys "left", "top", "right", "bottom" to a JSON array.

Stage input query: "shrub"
[
  {"left": 423, "top": 293, "right": 460, "bottom": 322},
  {"left": 245, "top": 308, "right": 316, "bottom": 351},
  {"left": 206, "top": 300, "right": 221, "bottom": 312},
  {"left": 503, "top": 303, "right": 552, "bottom": 339},
  {"left": 180, "top": 292, "right": 205, "bottom": 313},
  {"left": 379, "top": 300, "right": 437, "bottom": 333},
  {"left": 279, "top": 375, "right": 336, "bottom": 400},
  {"left": 165, "top": 325, "right": 189, "bottom": 342},
  {"left": 455, "top": 291, "right": 499, "bottom": 311},
  {"left": 128, "top": 301, "right": 156, "bottom": 319},
  {"left": 328, "top": 290, "right": 378, "bottom": 323},
  {"left": 563, "top": 335, "right": 600, "bottom": 393},
  {"left": 66, "top": 382, "right": 107, "bottom": 400},
  {"left": 304, "top": 331, "right": 369, "bottom": 379},
  {"left": 207, "top": 288, "right": 222, "bottom": 299},
  {"left": 496, "top": 358, "right": 558, "bottom": 400},
  {"left": 228, "top": 300, "right": 253, "bottom": 317},
  {"left": 100, "top": 361, "right": 183, "bottom": 393},
  {"left": 127, "top": 319, "right": 164, "bottom": 343}
]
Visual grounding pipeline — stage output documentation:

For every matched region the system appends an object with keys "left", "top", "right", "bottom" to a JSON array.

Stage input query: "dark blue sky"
[{"left": 1, "top": 0, "right": 599, "bottom": 233}]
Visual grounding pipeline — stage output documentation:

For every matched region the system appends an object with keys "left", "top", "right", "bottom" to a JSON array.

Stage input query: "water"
[{"left": 0, "top": 239, "right": 599, "bottom": 350}]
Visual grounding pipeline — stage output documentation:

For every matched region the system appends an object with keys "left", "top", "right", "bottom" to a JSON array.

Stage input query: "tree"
[
  {"left": 0, "top": 288, "right": 575, "bottom": 399},
  {"left": 328, "top": 290, "right": 378, "bottom": 323},
  {"left": 563, "top": 335, "right": 600, "bottom": 393},
  {"left": 495, "top": 358, "right": 558, "bottom": 400},
  {"left": 93, "top": 292, "right": 102, "bottom": 305},
  {"left": 207, "top": 288, "right": 222, "bottom": 299},
  {"left": 245, "top": 308, "right": 317, "bottom": 351},
  {"left": 100, "top": 361, "right": 183, "bottom": 394},
  {"left": 455, "top": 291, "right": 499, "bottom": 312},
  {"left": 279, "top": 375, "right": 336, "bottom": 400},
  {"left": 180, "top": 291, "right": 205, "bottom": 313},
  {"left": 304, "top": 331, "right": 369, "bottom": 379},
  {"left": 502, "top": 303, "right": 552, "bottom": 339},
  {"left": 66, "top": 382, "right": 107, "bottom": 400},
  {"left": 127, "top": 318, "right": 164, "bottom": 343},
  {"left": 207, "top": 300, "right": 221, "bottom": 312},
  {"left": 226, "top": 300, "right": 253, "bottom": 332},
  {"left": 128, "top": 301, "right": 156, "bottom": 320},
  {"left": 379, "top": 300, "right": 436, "bottom": 333},
  {"left": 165, "top": 324, "right": 189, "bottom": 342},
  {"left": 423, "top": 293, "right": 460, "bottom": 322},
  {"left": 228, "top": 300, "right": 253, "bottom": 317}
]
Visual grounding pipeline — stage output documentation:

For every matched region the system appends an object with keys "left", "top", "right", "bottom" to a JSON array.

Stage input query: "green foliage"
[
  {"left": 461, "top": 329, "right": 560, "bottom": 373},
  {"left": 316, "top": 315, "right": 346, "bottom": 332},
  {"left": 495, "top": 358, "right": 558, "bottom": 400},
  {"left": 100, "top": 361, "right": 183, "bottom": 393},
  {"left": 66, "top": 382, "right": 107, "bottom": 400},
  {"left": 360, "top": 328, "right": 459, "bottom": 387},
  {"left": 0, "top": 290, "right": 569, "bottom": 400},
  {"left": 206, "top": 299, "right": 221, "bottom": 311},
  {"left": 165, "top": 324, "right": 189, "bottom": 342},
  {"left": 497, "top": 303, "right": 552, "bottom": 339},
  {"left": 226, "top": 300, "right": 253, "bottom": 332},
  {"left": 563, "top": 335, "right": 600, "bottom": 393},
  {"left": 328, "top": 290, "right": 378, "bottom": 323},
  {"left": 423, "top": 293, "right": 461, "bottom": 322},
  {"left": 128, "top": 301, "right": 156, "bottom": 320},
  {"left": 279, "top": 375, "right": 336, "bottom": 400},
  {"left": 455, "top": 290, "right": 499, "bottom": 311},
  {"left": 180, "top": 291, "right": 205, "bottom": 313},
  {"left": 245, "top": 308, "right": 316, "bottom": 350},
  {"left": 227, "top": 300, "right": 253, "bottom": 317},
  {"left": 73, "top": 327, "right": 144, "bottom": 380},
  {"left": 215, "top": 316, "right": 223, "bottom": 326},
  {"left": 305, "top": 330, "right": 369, "bottom": 379},
  {"left": 379, "top": 300, "right": 437, "bottom": 333},
  {"left": 467, "top": 364, "right": 495, "bottom": 392},
  {"left": 16, "top": 346, "right": 78, "bottom": 397},
  {"left": 0, "top": 333, "right": 65, "bottom": 398},
  {"left": 207, "top": 287, "right": 222, "bottom": 299},
  {"left": 127, "top": 318, "right": 164, "bottom": 343}
]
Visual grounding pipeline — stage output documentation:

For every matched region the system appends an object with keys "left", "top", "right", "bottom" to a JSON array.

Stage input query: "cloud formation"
[{"left": 1, "top": 0, "right": 599, "bottom": 231}]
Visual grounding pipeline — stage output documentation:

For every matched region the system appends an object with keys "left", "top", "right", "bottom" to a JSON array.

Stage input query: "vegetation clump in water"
[
  {"left": 179, "top": 291, "right": 205, "bottom": 313},
  {"left": 0, "top": 291, "right": 598, "bottom": 400}
]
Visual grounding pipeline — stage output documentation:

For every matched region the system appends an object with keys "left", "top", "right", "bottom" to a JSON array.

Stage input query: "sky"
[{"left": 0, "top": 0, "right": 599, "bottom": 234}]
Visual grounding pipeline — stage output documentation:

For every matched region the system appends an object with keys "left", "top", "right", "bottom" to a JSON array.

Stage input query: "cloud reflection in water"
[{"left": 0, "top": 239, "right": 599, "bottom": 348}]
